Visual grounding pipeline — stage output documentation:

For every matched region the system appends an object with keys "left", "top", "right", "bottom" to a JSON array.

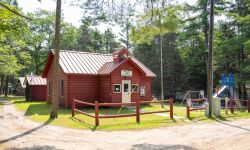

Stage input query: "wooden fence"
[
  {"left": 186, "top": 98, "right": 250, "bottom": 118},
  {"left": 72, "top": 99, "right": 173, "bottom": 126},
  {"left": 229, "top": 98, "right": 250, "bottom": 113},
  {"left": 186, "top": 98, "right": 207, "bottom": 118}
]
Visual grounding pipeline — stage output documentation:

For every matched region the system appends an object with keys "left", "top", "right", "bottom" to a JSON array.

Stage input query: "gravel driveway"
[{"left": 0, "top": 99, "right": 250, "bottom": 150}]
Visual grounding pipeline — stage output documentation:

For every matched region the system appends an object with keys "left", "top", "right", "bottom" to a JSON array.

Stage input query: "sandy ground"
[{"left": 0, "top": 99, "right": 250, "bottom": 150}]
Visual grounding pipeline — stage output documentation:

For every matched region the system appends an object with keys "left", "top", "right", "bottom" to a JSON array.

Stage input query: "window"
[
  {"left": 114, "top": 84, "right": 121, "bottom": 93},
  {"left": 48, "top": 81, "right": 51, "bottom": 96},
  {"left": 123, "top": 84, "right": 129, "bottom": 92},
  {"left": 61, "top": 80, "right": 64, "bottom": 96},
  {"left": 132, "top": 84, "right": 138, "bottom": 93},
  {"left": 140, "top": 86, "right": 146, "bottom": 96}
]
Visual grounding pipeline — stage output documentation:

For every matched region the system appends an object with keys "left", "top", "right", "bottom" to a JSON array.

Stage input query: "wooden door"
[{"left": 122, "top": 80, "right": 131, "bottom": 103}]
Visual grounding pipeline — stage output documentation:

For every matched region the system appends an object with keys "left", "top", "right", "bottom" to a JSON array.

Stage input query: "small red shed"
[
  {"left": 25, "top": 75, "right": 47, "bottom": 101},
  {"left": 42, "top": 48, "right": 156, "bottom": 107}
]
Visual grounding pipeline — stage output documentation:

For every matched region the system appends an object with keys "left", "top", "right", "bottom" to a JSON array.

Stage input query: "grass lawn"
[{"left": 2, "top": 96, "right": 250, "bottom": 131}]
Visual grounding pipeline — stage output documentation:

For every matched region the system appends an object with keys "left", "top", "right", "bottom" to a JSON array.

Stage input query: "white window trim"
[
  {"left": 113, "top": 84, "right": 121, "bottom": 93},
  {"left": 132, "top": 84, "right": 139, "bottom": 93},
  {"left": 140, "top": 86, "right": 146, "bottom": 96}
]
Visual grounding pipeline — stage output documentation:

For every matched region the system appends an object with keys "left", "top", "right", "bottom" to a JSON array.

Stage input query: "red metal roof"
[
  {"left": 43, "top": 49, "right": 156, "bottom": 77},
  {"left": 26, "top": 75, "right": 47, "bottom": 85},
  {"left": 59, "top": 50, "right": 113, "bottom": 75},
  {"left": 98, "top": 57, "right": 156, "bottom": 77}
]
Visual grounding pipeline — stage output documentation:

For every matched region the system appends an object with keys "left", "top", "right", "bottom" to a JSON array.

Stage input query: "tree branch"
[{"left": 0, "top": 2, "right": 32, "bottom": 21}]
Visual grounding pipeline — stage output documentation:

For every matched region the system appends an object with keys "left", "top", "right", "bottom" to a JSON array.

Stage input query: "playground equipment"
[
  {"left": 214, "top": 73, "right": 243, "bottom": 108},
  {"left": 181, "top": 90, "right": 205, "bottom": 106},
  {"left": 181, "top": 90, "right": 209, "bottom": 118},
  {"left": 185, "top": 73, "right": 249, "bottom": 118}
]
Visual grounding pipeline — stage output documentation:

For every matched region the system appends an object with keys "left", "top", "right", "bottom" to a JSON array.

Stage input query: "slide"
[
  {"left": 213, "top": 85, "right": 227, "bottom": 98},
  {"left": 212, "top": 85, "right": 242, "bottom": 108}
]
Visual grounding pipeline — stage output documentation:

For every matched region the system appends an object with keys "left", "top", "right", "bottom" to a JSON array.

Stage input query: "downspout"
[
  {"left": 110, "top": 75, "right": 112, "bottom": 103},
  {"left": 67, "top": 75, "right": 70, "bottom": 108}
]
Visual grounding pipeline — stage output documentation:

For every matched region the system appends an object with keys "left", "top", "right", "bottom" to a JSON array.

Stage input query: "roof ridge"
[{"left": 59, "top": 50, "right": 112, "bottom": 56}]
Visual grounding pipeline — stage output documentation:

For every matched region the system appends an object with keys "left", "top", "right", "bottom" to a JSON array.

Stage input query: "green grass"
[{"left": 2, "top": 96, "right": 250, "bottom": 131}]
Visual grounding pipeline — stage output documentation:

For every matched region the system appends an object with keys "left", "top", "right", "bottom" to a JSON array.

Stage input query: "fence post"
[
  {"left": 186, "top": 98, "right": 190, "bottom": 118},
  {"left": 95, "top": 101, "right": 99, "bottom": 126},
  {"left": 230, "top": 98, "right": 233, "bottom": 113},
  {"left": 136, "top": 99, "right": 140, "bottom": 123},
  {"left": 170, "top": 98, "right": 173, "bottom": 119},
  {"left": 72, "top": 99, "right": 75, "bottom": 117},
  {"left": 248, "top": 99, "right": 250, "bottom": 113},
  {"left": 225, "top": 97, "right": 228, "bottom": 114}
]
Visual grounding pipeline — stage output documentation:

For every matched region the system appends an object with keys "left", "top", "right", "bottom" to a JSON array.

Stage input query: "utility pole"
[
  {"left": 208, "top": 0, "right": 214, "bottom": 116},
  {"left": 160, "top": 34, "right": 164, "bottom": 101}
]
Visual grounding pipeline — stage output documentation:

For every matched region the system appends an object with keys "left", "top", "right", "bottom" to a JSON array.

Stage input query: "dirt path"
[{"left": 1, "top": 99, "right": 250, "bottom": 150}]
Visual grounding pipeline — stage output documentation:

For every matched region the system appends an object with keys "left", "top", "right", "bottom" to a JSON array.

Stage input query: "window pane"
[
  {"left": 132, "top": 85, "right": 138, "bottom": 92},
  {"left": 124, "top": 84, "right": 129, "bottom": 92},
  {"left": 114, "top": 85, "right": 121, "bottom": 93},
  {"left": 61, "top": 80, "right": 64, "bottom": 96},
  {"left": 140, "top": 86, "right": 145, "bottom": 96}
]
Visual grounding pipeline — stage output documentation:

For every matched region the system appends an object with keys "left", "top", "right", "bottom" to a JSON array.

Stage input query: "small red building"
[
  {"left": 25, "top": 75, "right": 47, "bottom": 101},
  {"left": 42, "top": 48, "right": 156, "bottom": 107}
]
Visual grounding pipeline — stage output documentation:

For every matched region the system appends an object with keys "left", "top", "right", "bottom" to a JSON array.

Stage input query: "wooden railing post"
[
  {"left": 72, "top": 98, "right": 75, "bottom": 117},
  {"left": 95, "top": 101, "right": 99, "bottom": 126},
  {"left": 136, "top": 99, "right": 140, "bottom": 123},
  {"left": 170, "top": 98, "right": 173, "bottom": 119},
  {"left": 186, "top": 98, "right": 190, "bottom": 118},
  {"left": 230, "top": 98, "right": 233, "bottom": 113}
]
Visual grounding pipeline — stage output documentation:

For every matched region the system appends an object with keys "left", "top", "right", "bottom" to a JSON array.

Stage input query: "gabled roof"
[
  {"left": 18, "top": 77, "right": 26, "bottom": 88},
  {"left": 98, "top": 57, "right": 156, "bottom": 77},
  {"left": 42, "top": 49, "right": 156, "bottom": 77},
  {"left": 25, "top": 75, "right": 47, "bottom": 85}
]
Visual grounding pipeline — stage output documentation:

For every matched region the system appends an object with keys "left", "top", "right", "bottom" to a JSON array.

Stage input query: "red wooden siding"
[
  {"left": 139, "top": 77, "right": 152, "bottom": 101},
  {"left": 68, "top": 75, "right": 99, "bottom": 106},
  {"left": 110, "top": 61, "right": 151, "bottom": 103},
  {"left": 30, "top": 85, "right": 47, "bottom": 101},
  {"left": 46, "top": 60, "right": 68, "bottom": 107},
  {"left": 99, "top": 76, "right": 111, "bottom": 103}
]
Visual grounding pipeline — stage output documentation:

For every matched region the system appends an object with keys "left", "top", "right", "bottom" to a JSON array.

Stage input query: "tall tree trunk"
[
  {"left": 0, "top": 75, "right": 4, "bottom": 95},
  {"left": 208, "top": 0, "right": 214, "bottom": 116},
  {"left": 50, "top": 0, "right": 62, "bottom": 118},
  {"left": 4, "top": 76, "right": 9, "bottom": 97}
]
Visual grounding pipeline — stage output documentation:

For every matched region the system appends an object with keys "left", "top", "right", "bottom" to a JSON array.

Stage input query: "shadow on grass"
[
  {"left": 132, "top": 143, "right": 198, "bottom": 150},
  {"left": 70, "top": 117, "right": 97, "bottom": 131},
  {"left": 0, "top": 118, "right": 54, "bottom": 144},
  {"left": 171, "top": 118, "right": 177, "bottom": 123},
  {"left": 24, "top": 104, "right": 70, "bottom": 116}
]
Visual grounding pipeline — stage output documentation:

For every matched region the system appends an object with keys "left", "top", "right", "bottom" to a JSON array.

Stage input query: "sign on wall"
[{"left": 121, "top": 70, "right": 132, "bottom": 77}]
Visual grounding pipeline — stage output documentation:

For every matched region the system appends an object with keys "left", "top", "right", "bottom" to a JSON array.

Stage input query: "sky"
[{"left": 17, "top": 0, "right": 197, "bottom": 35}]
